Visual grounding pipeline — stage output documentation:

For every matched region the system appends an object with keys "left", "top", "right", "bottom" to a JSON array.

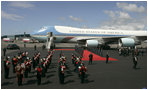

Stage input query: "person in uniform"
[
  {"left": 4, "top": 57, "right": 10, "bottom": 79},
  {"left": 15, "top": 63, "right": 24, "bottom": 86},
  {"left": 119, "top": 48, "right": 122, "bottom": 56},
  {"left": 41, "top": 59, "right": 46, "bottom": 77},
  {"left": 3, "top": 48, "right": 7, "bottom": 56},
  {"left": 24, "top": 43, "right": 26, "bottom": 48},
  {"left": 133, "top": 56, "right": 138, "bottom": 69},
  {"left": 71, "top": 54, "right": 74, "bottom": 64},
  {"left": 89, "top": 53, "right": 93, "bottom": 64},
  {"left": 76, "top": 58, "right": 82, "bottom": 73},
  {"left": 42, "top": 45, "right": 46, "bottom": 50},
  {"left": 106, "top": 53, "right": 109, "bottom": 64},
  {"left": 34, "top": 45, "right": 37, "bottom": 50},
  {"left": 32, "top": 55, "right": 36, "bottom": 69},
  {"left": 35, "top": 65, "right": 42, "bottom": 85},
  {"left": 58, "top": 63, "right": 66, "bottom": 84},
  {"left": 28, "top": 58, "right": 32, "bottom": 73},
  {"left": 24, "top": 59, "right": 29, "bottom": 78},
  {"left": 12, "top": 56, "right": 18, "bottom": 73},
  {"left": 79, "top": 63, "right": 87, "bottom": 83}
]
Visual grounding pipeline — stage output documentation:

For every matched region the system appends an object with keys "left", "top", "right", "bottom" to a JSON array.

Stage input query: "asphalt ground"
[{"left": 1, "top": 42, "right": 147, "bottom": 89}]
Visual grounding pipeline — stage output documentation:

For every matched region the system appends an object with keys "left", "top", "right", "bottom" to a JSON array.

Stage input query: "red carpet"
[
  {"left": 81, "top": 50, "right": 117, "bottom": 61},
  {"left": 54, "top": 49, "right": 75, "bottom": 51}
]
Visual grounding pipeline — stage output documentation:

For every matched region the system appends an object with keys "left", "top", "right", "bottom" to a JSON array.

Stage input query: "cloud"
[
  {"left": 2, "top": 10, "right": 24, "bottom": 21},
  {"left": 104, "top": 10, "right": 115, "bottom": 18},
  {"left": 101, "top": 10, "right": 146, "bottom": 30},
  {"left": 69, "top": 16, "right": 83, "bottom": 22},
  {"left": 116, "top": 2, "right": 145, "bottom": 13},
  {"left": 59, "top": 17, "right": 66, "bottom": 21},
  {"left": 104, "top": 10, "right": 131, "bottom": 19},
  {"left": 101, "top": 23, "right": 145, "bottom": 30},
  {"left": 118, "top": 11, "right": 131, "bottom": 19},
  {"left": 8, "top": 1, "right": 34, "bottom": 8}
]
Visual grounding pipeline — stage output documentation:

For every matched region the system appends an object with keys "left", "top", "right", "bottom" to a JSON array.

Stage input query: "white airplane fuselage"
[{"left": 31, "top": 26, "right": 147, "bottom": 44}]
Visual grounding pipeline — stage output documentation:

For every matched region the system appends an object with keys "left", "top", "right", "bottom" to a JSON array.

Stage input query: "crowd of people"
[
  {"left": 75, "top": 45, "right": 84, "bottom": 56},
  {"left": 3, "top": 50, "right": 54, "bottom": 86},
  {"left": 2, "top": 44, "right": 146, "bottom": 87},
  {"left": 71, "top": 54, "right": 87, "bottom": 83},
  {"left": 58, "top": 52, "right": 87, "bottom": 84},
  {"left": 118, "top": 46, "right": 145, "bottom": 69}
]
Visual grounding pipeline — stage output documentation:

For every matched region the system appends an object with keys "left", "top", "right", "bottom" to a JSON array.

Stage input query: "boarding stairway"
[{"left": 46, "top": 32, "right": 54, "bottom": 49}]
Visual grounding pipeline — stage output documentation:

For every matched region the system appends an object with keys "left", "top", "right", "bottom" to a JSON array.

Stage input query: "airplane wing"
[
  {"left": 76, "top": 35, "right": 147, "bottom": 47},
  {"left": 77, "top": 36, "right": 124, "bottom": 44}
]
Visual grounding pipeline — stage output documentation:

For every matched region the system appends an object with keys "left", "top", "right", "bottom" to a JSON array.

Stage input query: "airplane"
[{"left": 31, "top": 26, "right": 147, "bottom": 49}]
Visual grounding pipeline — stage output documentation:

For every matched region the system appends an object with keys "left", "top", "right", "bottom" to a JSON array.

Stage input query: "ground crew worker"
[
  {"left": 119, "top": 48, "right": 122, "bottom": 56},
  {"left": 89, "top": 53, "right": 93, "bottom": 64},
  {"left": 3, "top": 48, "right": 7, "bottom": 56},
  {"left": 141, "top": 50, "right": 144, "bottom": 56},
  {"left": 59, "top": 51, "right": 63, "bottom": 58},
  {"left": 133, "top": 56, "right": 138, "bottom": 69},
  {"left": 34, "top": 45, "right": 37, "bottom": 50},
  {"left": 79, "top": 63, "right": 87, "bottom": 83},
  {"left": 4, "top": 57, "right": 10, "bottom": 79},
  {"left": 106, "top": 53, "right": 109, "bottom": 64},
  {"left": 35, "top": 65, "right": 42, "bottom": 85},
  {"left": 24, "top": 43, "right": 26, "bottom": 48},
  {"left": 42, "top": 45, "right": 46, "bottom": 50},
  {"left": 15, "top": 63, "right": 24, "bottom": 86}
]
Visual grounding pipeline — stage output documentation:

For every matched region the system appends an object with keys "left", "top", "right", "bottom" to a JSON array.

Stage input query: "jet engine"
[
  {"left": 118, "top": 38, "right": 135, "bottom": 47},
  {"left": 85, "top": 40, "right": 101, "bottom": 47}
]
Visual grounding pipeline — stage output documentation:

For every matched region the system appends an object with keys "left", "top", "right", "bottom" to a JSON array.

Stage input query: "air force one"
[{"left": 31, "top": 26, "right": 147, "bottom": 49}]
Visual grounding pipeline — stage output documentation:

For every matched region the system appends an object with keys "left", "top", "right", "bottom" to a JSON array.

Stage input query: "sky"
[{"left": 1, "top": 1, "right": 147, "bottom": 35}]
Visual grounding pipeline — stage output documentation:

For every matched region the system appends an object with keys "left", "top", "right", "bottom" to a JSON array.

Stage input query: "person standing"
[
  {"left": 106, "top": 53, "right": 109, "bottom": 64},
  {"left": 59, "top": 64, "right": 66, "bottom": 84},
  {"left": 4, "top": 57, "right": 10, "bottom": 79},
  {"left": 133, "top": 56, "right": 138, "bottom": 69},
  {"left": 15, "top": 63, "right": 24, "bottom": 86},
  {"left": 79, "top": 63, "right": 87, "bottom": 83},
  {"left": 34, "top": 45, "right": 37, "bottom": 51},
  {"left": 89, "top": 53, "right": 93, "bottom": 64},
  {"left": 141, "top": 49, "right": 144, "bottom": 56},
  {"left": 42, "top": 45, "right": 46, "bottom": 50},
  {"left": 36, "top": 65, "right": 42, "bottom": 85},
  {"left": 24, "top": 60, "right": 29, "bottom": 78},
  {"left": 12, "top": 56, "right": 18, "bottom": 73},
  {"left": 28, "top": 58, "right": 32, "bottom": 73},
  {"left": 24, "top": 43, "right": 26, "bottom": 48},
  {"left": 41, "top": 60, "right": 46, "bottom": 77},
  {"left": 3, "top": 48, "right": 7, "bottom": 56}
]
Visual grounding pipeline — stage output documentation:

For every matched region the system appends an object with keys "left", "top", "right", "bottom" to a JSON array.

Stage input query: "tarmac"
[{"left": 1, "top": 41, "right": 147, "bottom": 89}]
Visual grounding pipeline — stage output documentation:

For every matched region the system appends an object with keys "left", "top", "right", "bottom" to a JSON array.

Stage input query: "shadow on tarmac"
[
  {"left": 47, "top": 74, "right": 55, "bottom": 78},
  {"left": 42, "top": 80, "right": 52, "bottom": 85},
  {"left": 84, "top": 79, "right": 94, "bottom": 84},
  {"left": 64, "top": 80, "right": 75, "bottom": 84},
  {"left": 8, "top": 75, "right": 16, "bottom": 79},
  {"left": 24, "top": 79, "right": 36, "bottom": 85},
  {"left": 1, "top": 82, "right": 13, "bottom": 86}
]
